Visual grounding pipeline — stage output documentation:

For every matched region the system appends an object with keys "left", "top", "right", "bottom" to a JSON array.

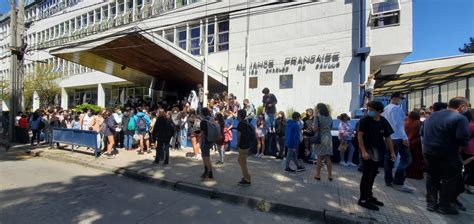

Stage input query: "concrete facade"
[{"left": 0, "top": 0, "right": 412, "bottom": 116}]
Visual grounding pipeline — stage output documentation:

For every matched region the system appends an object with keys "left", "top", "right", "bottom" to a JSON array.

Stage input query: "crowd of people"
[{"left": 1, "top": 86, "right": 473, "bottom": 216}]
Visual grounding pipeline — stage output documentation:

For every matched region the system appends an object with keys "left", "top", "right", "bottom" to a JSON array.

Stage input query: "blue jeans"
[
  {"left": 340, "top": 140, "right": 355, "bottom": 163},
  {"left": 264, "top": 113, "right": 275, "bottom": 132},
  {"left": 286, "top": 147, "right": 301, "bottom": 169},
  {"left": 384, "top": 139, "right": 412, "bottom": 185},
  {"left": 179, "top": 127, "right": 188, "bottom": 149},
  {"left": 124, "top": 133, "right": 133, "bottom": 149}
]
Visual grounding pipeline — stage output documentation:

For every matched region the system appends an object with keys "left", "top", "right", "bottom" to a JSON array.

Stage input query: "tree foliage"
[
  {"left": 459, "top": 37, "right": 474, "bottom": 53},
  {"left": 23, "top": 64, "right": 61, "bottom": 108},
  {"left": 0, "top": 77, "right": 10, "bottom": 102}
]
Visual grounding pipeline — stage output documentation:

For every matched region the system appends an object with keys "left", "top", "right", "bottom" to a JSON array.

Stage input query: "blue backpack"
[{"left": 136, "top": 116, "right": 147, "bottom": 131}]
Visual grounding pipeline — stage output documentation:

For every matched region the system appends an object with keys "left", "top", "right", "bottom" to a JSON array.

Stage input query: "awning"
[
  {"left": 49, "top": 26, "right": 227, "bottom": 92},
  {"left": 374, "top": 54, "right": 474, "bottom": 96}
]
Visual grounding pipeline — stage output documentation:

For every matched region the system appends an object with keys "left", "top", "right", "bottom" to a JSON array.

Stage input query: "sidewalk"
[{"left": 7, "top": 144, "right": 474, "bottom": 224}]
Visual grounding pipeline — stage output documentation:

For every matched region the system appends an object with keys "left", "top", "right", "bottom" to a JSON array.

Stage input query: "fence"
[{"left": 52, "top": 128, "right": 100, "bottom": 157}]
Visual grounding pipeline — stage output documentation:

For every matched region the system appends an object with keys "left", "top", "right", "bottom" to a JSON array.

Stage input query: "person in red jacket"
[{"left": 18, "top": 114, "right": 29, "bottom": 143}]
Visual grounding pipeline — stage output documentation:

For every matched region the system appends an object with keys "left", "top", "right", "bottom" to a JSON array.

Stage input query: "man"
[
  {"left": 237, "top": 109, "right": 253, "bottom": 186},
  {"left": 358, "top": 101, "right": 396, "bottom": 211},
  {"left": 381, "top": 92, "right": 413, "bottom": 192},
  {"left": 421, "top": 97, "right": 469, "bottom": 215},
  {"left": 302, "top": 108, "right": 316, "bottom": 164},
  {"left": 261, "top": 88, "right": 278, "bottom": 132},
  {"left": 112, "top": 106, "right": 123, "bottom": 152},
  {"left": 200, "top": 108, "right": 214, "bottom": 181},
  {"left": 134, "top": 107, "right": 152, "bottom": 155}
]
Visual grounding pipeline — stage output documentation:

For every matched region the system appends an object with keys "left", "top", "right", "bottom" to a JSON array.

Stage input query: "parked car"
[{"left": 331, "top": 119, "right": 360, "bottom": 164}]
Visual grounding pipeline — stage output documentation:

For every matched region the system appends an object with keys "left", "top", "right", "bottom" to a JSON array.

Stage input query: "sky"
[{"left": 0, "top": 0, "right": 473, "bottom": 62}]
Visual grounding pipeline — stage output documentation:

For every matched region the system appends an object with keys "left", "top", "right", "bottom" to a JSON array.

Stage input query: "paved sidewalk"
[{"left": 8, "top": 145, "right": 474, "bottom": 224}]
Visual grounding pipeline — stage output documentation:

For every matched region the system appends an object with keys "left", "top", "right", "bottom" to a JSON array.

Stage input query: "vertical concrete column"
[
  {"left": 173, "top": 26, "right": 177, "bottom": 45},
  {"left": 200, "top": 19, "right": 203, "bottom": 55},
  {"left": 214, "top": 16, "right": 218, "bottom": 51},
  {"left": 186, "top": 22, "right": 190, "bottom": 52},
  {"left": 132, "top": 0, "right": 137, "bottom": 20},
  {"left": 98, "top": 84, "right": 105, "bottom": 107},
  {"left": 61, "top": 88, "right": 68, "bottom": 109},
  {"left": 33, "top": 91, "right": 40, "bottom": 111}
]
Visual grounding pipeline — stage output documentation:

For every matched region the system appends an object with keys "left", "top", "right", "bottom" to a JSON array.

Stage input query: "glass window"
[
  {"left": 127, "top": 0, "right": 133, "bottom": 10},
  {"left": 96, "top": 9, "right": 101, "bottom": 21},
  {"left": 82, "top": 15, "right": 87, "bottom": 27},
  {"left": 89, "top": 12, "right": 94, "bottom": 24},
  {"left": 190, "top": 25, "right": 200, "bottom": 55},
  {"left": 103, "top": 7, "right": 109, "bottom": 18},
  {"left": 118, "top": 0, "right": 124, "bottom": 13},
  {"left": 137, "top": 0, "right": 143, "bottom": 6},
  {"left": 217, "top": 20, "right": 229, "bottom": 51},
  {"left": 178, "top": 28, "right": 186, "bottom": 50},
  {"left": 111, "top": 4, "right": 117, "bottom": 16},
  {"left": 371, "top": 12, "right": 400, "bottom": 28},
  {"left": 71, "top": 19, "right": 75, "bottom": 30},
  {"left": 165, "top": 29, "right": 174, "bottom": 42},
  {"left": 77, "top": 17, "right": 81, "bottom": 28},
  {"left": 371, "top": 0, "right": 401, "bottom": 15},
  {"left": 279, "top": 75, "right": 293, "bottom": 89},
  {"left": 60, "top": 23, "right": 64, "bottom": 35},
  {"left": 207, "top": 23, "right": 215, "bottom": 53}
]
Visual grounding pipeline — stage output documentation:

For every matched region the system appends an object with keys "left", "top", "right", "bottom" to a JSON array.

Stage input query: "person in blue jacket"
[
  {"left": 284, "top": 112, "right": 306, "bottom": 173},
  {"left": 134, "top": 107, "right": 152, "bottom": 155}
]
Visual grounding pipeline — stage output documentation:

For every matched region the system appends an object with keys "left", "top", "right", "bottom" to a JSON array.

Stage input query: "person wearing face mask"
[
  {"left": 421, "top": 97, "right": 469, "bottom": 215},
  {"left": 357, "top": 101, "right": 396, "bottom": 211},
  {"left": 80, "top": 109, "right": 93, "bottom": 131},
  {"left": 112, "top": 106, "right": 124, "bottom": 152},
  {"left": 381, "top": 92, "right": 414, "bottom": 193}
]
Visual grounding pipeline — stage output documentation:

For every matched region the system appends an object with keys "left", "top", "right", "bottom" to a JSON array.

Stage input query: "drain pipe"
[{"left": 359, "top": 0, "right": 368, "bottom": 108}]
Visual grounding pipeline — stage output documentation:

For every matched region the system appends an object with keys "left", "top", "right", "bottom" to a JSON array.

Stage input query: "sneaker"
[
  {"left": 340, "top": 161, "right": 348, "bottom": 166},
  {"left": 393, "top": 184, "right": 414, "bottom": 193},
  {"left": 296, "top": 166, "right": 306, "bottom": 172},
  {"left": 368, "top": 197, "right": 384, "bottom": 206},
  {"left": 200, "top": 171, "right": 208, "bottom": 179},
  {"left": 215, "top": 161, "right": 224, "bottom": 165},
  {"left": 427, "top": 204, "right": 438, "bottom": 212},
  {"left": 138, "top": 151, "right": 144, "bottom": 155},
  {"left": 238, "top": 179, "right": 251, "bottom": 186},
  {"left": 258, "top": 153, "right": 263, "bottom": 158},
  {"left": 107, "top": 154, "right": 115, "bottom": 159},
  {"left": 453, "top": 200, "right": 467, "bottom": 212},
  {"left": 358, "top": 199, "right": 379, "bottom": 211},
  {"left": 437, "top": 205, "right": 459, "bottom": 215},
  {"left": 347, "top": 162, "right": 358, "bottom": 167},
  {"left": 285, "top": 168, "right": 296, "bottom": 173}
]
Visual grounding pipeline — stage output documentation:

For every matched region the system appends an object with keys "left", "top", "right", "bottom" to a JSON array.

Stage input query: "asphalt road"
[{"left": 0, "top": 150, "right": 317, "bottom": 224}]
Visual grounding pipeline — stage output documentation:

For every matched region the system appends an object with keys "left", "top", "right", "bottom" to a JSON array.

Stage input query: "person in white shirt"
[
  {"left": 112, "top": 106, "right": 123, "bottom": 150},
  {"left": 360, "top": 74, "right": 376, "bottom": 106},
  {"left": 80, "top": 109, "right": 92, "bottom": 131},
  {"left": 381, "top": 92, "right": 413, "bottom": 193}
]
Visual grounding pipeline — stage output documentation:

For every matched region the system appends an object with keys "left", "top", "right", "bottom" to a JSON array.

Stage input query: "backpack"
[
  {"left": 136, "top": 116, "right": 147, "bottom": 131},
  {"left": 128, "top": 117, "right": 136, "bottom": 131},
  {"left": 204, "top": 119, "right": 223, "bottom": 143}
]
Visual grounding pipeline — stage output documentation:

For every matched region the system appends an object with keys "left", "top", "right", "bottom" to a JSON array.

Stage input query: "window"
[
  {"left": 82, "top": 15, "right": 87, "bottom": 27},
  {"left": 371, "top": 12, "right": 400, "bottom": 28},
  {"left": 118, "top": 0, "right": 124, "bottom": 13},
  {"left": 207, "top": 23, "right": 215, "bottom": 53},
  {"left": 178, "top": 28, "right": 187, "bottom": 50},
  {"left": 103, "top": 6, "right": 109, "bottom": 18},
  {"left": 217, "top": 20, "right": 229, "bottom": 51},
  {"left": 164, "top": 29, "right": 174, "bottom": 42},
  {"left": 320, "top": 71, "right": 333, "bottom": 86},
  {"left": 279, "top": 75, "right": 293, "bottom": 89},
  {"left": 71, "top": 19, "right": 75, "bottom": 30},
  {"left": 77, "top": 17, "right": 81, "bottom": 28},
  {"left": 111, "top": 4, "right": 117, "bottom": 17},
  {"left": 89, "top": 12, "right": 94, "bottom": 24},
  {"left": 249, "top": 77, "right": 258, "bottom": 89},
  {"left": 371, "top": 0, "right": 401, "bottom": 15},
  {"left": 96, "top": 9, "right": 102, "bottom": 21},
  {"left": 190, "top": 25, "right": 200, "bottom": 55},
  {"left": 60, "top": 23, "right": 64, "bottom": 35}
]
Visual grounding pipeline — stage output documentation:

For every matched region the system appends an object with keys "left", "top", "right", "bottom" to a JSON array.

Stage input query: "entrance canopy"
[
  {"left": 49, "top": 26, "right": 227, "bottom": 92},
  {"left": 374, "top": 54, "right": 474, "bottom": 96}
]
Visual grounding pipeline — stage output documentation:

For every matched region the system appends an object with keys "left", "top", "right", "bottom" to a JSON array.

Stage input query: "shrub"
[
  {"left": 257, "top": 106, "right": 264, "bottom": 115},
  {"left": 75, "top": 104, "right": 102, "bottom": 114}
]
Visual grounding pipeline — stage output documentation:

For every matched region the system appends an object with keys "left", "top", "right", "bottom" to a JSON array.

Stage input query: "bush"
[
  {"left": 257, "top": 106, "right": 264, "bottom": 115},
  {"left": 74, "top": 104, "right": 102, "bottom": 114},
  {"left": 286, "top": 107, "right": 297, "bottom": 118}
]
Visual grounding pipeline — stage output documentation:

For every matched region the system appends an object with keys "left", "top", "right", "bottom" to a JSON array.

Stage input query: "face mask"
[
  {"left": 87, "top": 112, "right": 92, "bottom": 117},
  {"left": 117, "top": 111, "right": 122, "bottom": 115},
  {"left": 368, "top": 111, "right": 377, "bottom": 118}
]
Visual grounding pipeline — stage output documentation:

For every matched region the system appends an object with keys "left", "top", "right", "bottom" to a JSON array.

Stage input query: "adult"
[
  {"left": 112, "top": 106, "right": 123, "bottom": 150},
  {"left": 237, "top": 109, "right": 253, "bottom": 186},
  {"left": 88, "top": 111, "right": 104, "bottom": 153},
  {"left": 153, "top": 109, "right": 174, "bottom": 165},
  {"left": 80, "top": 109, "right": 92, "bottom": 131},
  {"left": 200, "top": 108, "right": 214, "bottom": 181},
  {"left": 275, "top": 111, "right": 286, "bottom": 159},
  {"left": 29, "top": 111, "right": 43, "bottom": 146},
  {"left": 122, "top": 108, "right": 134, "bottom": 151},
  {"left": 103, "top": 110, "right": 117, "bottom": 159},
  {"left": 215, "top": 113, "right": 226, "bottom": 165},
  {"left": 421, "top": 97, "right": 469, "bottom": 215},
  {"left": 179, "top": 111, "right": 189, "bottom": 150},
  {"left": 285, "top": 112, "right": 306, "bottom": 173},
  {"left": 358, "top": 101, "right": 396, "bottom": 211},
  {"left": 134, "top": 107, "right": 152, "bottom": 155},
  {"left": 14, "top": 112, "right": 22, "bottom": 142},
  {"left": 189, "top": 90, "right": 199, "bottom": 111},
  {"left": 261, "top": 88, "right": 278, "bottom": 133},
  {"left": 302, "top": 108, "right": 316, "bottom": 164},
  {"left": 463, "top": 109, "right": 474, "bottom": 194},
  {"left": 381, "top": 92, "right": 413, "bottom": 192},
  {"left": 360, "top": 74, "right": 376, "bottom": 105},
  {"left": 404, "top": 111, "right": 424, "bottom": 180},
  {"left": 170, "top": 107, "right": 181, "bottom": 150},
  {"left": 338, "top": 113, "right": 356, "bottom": 166},
  {"left": 197, "top": 84, "right": 204, "bottom": 113},
  {"left": 188, "top": 109, "right": 201, "bottom": 160},
  {"left": 313, "top": 103, "right": 334, "bottom": 181}
]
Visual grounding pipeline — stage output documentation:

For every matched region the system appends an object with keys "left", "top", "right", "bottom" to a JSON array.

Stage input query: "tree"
[
  {"left": 459, "top": 37, "right": 474, "bottom": 53},
  {"left": 23, "top": 64, "right": 61, "bottom": 108},
  {"left": 0, "top": 77, "right": 10, "bottom": 102}
]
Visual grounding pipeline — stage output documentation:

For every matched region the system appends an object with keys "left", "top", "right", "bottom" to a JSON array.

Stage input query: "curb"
[{"left": 35, "top": 149, "right": 379, "bottom": 224}]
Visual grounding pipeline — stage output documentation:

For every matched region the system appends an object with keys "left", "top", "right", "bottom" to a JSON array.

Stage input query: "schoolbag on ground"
[
  {"left": 128, "top": 117, "right": 136, "bottom": 131},
  {"left": 205, "top": 119, "right": 223, "bottom": 143},
  {"left": 136, "top": 116, "right": 147, "bottom": 131}
]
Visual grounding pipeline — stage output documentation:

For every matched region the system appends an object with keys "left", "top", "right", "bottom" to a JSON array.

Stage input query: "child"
[
  {"left": 72, "top": 115, "right": 81, "bottom": 129},
  {"left": 284, "top": 112, "right": 306, "bottom": 173},
  {"left": 255, "top": 118, "right": 266, "bottom": 157}
]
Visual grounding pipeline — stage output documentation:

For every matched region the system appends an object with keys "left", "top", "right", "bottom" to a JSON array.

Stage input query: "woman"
[
  {"left": 88, "top": 111, "right": 104, "bottom": 154},
  {"left": 29, "top": 111, "right": 43, "bottom": 146},
  {"left": 18, "top": 114, "right": 29, "bottom": 144},
  {"left": 153, "top": 109, "right": 174, "bottom": 165},
  {"left": 179, "top": 111, "right": 189, "bottom": 150},
  {"left": 103, "top": 110, "right": 117, "bottom": 159},
  {"left": 313, "top": 103, "right": 334, "bottom": 181},
  {"left": 275, "top": 111, "right": 286, "bottom": 159},
  {"left": 187, "top": 109, "right": 201, "bottom": 160},
  {"left": 49, "top": 112, "right": 61, "bottom": 148},
  {"left": 224, "top": 111, "right": 234, "bottom": 151},
  {"left": 338, "top": 113, "right": 356, "bottom": 167},
  {"left": 404, "top": 111, "right": 424, "bottom": 180},
  {"left": 122, "top": 108, "right": 134, "bottom": 151},
  {"left": 462, "top": 110, "right": 474, "bottom": 193},
  {"left": 303, "top": 108, "right": 316, "bottom": 163},
  {"left": 215, "top": 113, "right": 226, "bottom": 165}
]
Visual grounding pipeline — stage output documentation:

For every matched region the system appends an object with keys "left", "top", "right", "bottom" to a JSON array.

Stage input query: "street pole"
[
  {"left": 8, "top": 0, "right": 18, "bottom": 142},
  {"left": 18, "top": 0, "right": 25, "bottom": 112},
  {"left": 203, "top": 18, "right": 209, "bottom": 108},
  {"left": 243, "top": 0, "right": 250, "bottom": 100}
]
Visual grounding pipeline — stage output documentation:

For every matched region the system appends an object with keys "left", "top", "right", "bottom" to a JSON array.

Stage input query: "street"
[{"left": 0, "top": 150, "right": 316, "bottom": 224}]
